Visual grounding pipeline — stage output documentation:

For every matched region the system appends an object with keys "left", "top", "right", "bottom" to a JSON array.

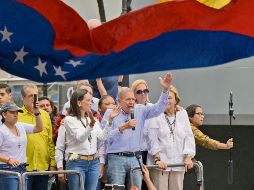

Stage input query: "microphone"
[
  {"left": 130, "top": 108, "right": 135, "bottom": 130},
  {"left": 228, "top": 91, "right": 235, "bottom": 185}
]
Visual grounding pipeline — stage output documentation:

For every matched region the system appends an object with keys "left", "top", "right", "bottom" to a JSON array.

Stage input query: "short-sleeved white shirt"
[{"left": 0, "top": 122, "right": 34, "bottom": 164}]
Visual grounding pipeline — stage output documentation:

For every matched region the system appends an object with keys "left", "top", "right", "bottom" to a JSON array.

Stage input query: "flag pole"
[{"left": 97, "top": 0, "right": 106, "bottom": 23}]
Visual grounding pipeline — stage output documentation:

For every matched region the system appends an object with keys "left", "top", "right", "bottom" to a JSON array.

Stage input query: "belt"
[
  {"left": 69, "top": 152, "right": 99, "bottom": 161},
  {"left": 111, "top": 151, "right": 142, "bottom": 157}
]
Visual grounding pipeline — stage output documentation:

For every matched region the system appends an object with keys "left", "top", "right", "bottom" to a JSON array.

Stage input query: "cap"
[{"left": 0, "top": 102, "right": 23, "bottom": 114}]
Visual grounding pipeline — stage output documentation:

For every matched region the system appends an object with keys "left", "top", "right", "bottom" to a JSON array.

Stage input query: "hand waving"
[
  {"left": 159, "top": 72, "right": 173, "bottom": 91},
  {"left": 109, "top": 106, "right": 121, "bottom": 125},
  {"left": 88, "top": 111, "right": 96, "bottom": 128}
]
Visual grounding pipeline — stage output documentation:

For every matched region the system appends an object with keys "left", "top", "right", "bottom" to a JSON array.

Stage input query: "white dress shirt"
[
  {"left": 55, "top": 116, "right": 111, "bottom": 168},
  {"left": 147, "top": 109, "right": 196, "bottom": 171}
]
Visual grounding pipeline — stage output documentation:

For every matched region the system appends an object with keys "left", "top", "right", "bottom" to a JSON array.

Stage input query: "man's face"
[
  {"left": 22, "top": 87, "right": 38, "bottom": 109},
  {"left": 119, "top": 91, "right": 135, "bottom": 113},
  {"left": 39, "top": 99, "right": 52, "bottom": 114},
  {"left": 0, "top": 88, "right": 12, "bottom": 105}
]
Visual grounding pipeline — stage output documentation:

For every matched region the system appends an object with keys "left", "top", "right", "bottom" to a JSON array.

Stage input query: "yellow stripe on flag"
[
  {"left": 158, "top": 0, "right": 174, "bottom": 3},
  {"left": 158, "top": 0, "right": 231, "bottom": 9},
  {"left": 196, "top": 0, "right": 231, "bottom": 9}
]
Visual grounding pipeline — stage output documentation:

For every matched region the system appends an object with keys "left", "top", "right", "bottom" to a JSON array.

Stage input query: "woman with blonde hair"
[
  {"left": 131, "top": 79, "right": 150, "bottom": 105},
  {"left": 147, "top": 85, "right": 195, "bottom": 190},
  {"left": 131, "top": 79, "right": 152, "bottom": 190}
]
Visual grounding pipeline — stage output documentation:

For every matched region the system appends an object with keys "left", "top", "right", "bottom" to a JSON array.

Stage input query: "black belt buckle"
[{"left": 116, "top": 151, "right": 141, "bottom": 157}]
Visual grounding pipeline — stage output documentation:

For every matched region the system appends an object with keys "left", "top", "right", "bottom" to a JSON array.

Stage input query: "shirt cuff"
[
  {"left": 50, "top": 160, "right": 57, "bottom": 167},
  {"left": 57, "top": 161, "right": 63, "bottom": 169},
  {"left": 100, "top": 156, "right": 106, "bottom": 164}
]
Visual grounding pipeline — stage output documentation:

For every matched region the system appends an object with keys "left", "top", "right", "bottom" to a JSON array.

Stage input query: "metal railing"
[
  {"left": 0, "top": 170, "right": 22, "bottom": 190},
  {"left": 130, "top": 161, "right": 204, "bottom": 190},
  {"left": 21, "top": 170, "right": 84, "bottom": 190},
  {"left": 193, "top": 161, "right": 204, "bottom": 190}
]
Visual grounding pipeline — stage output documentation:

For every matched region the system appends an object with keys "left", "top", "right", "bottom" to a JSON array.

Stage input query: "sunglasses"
[{"left": 136, "top": 89, "right": 149, "bottom": 95}]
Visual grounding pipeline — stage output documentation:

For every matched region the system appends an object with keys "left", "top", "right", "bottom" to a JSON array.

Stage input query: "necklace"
[
  {"left": 80, "top": 117, "right": 92, "bottom": 143},
  {"left": 164, "top": 113, "right": 176, "bottom": 142},
  {"left": 14, "top": 126, "right": 21, "bottom": 148}
]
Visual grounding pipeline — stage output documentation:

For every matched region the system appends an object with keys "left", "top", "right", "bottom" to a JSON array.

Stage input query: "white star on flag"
[
  {"left": 14, "top": 46, "right": 29, "bottom": 63},
  {"left": 35, "top": 58, "right": 47, "bottom": 77},
  {"left": 65, "top": 59, "right": 82, "bottom": 67},
  {"left": 53, "top": 66, "right": 68, "bottom": 80},
  {"left": 0, "top": 26, "right": 13, "bottom": 43}
]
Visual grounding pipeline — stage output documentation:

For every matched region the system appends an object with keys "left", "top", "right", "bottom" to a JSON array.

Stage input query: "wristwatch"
[{"left": 118, "top": 81, "right": 123, "bottom": 86}]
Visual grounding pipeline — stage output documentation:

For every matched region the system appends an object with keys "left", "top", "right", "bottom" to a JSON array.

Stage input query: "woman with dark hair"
[
  {"left": 186, "top": 104, "right": 233, "bottom": 150},
  {"left": 62, "top": 89, "right": 120, "bottom": 190},
  {"left": 98, "top": 95, "right": 116, "bottom": 117},
  {"left": 97, "top": 95, "right": 116, "bottom": 190},
  {"left": 0, "top": 102, "right": 43, "bottom": 190}
]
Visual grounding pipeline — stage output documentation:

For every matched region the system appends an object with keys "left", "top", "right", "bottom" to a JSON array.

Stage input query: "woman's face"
[
  {"left": 189, "top": 107, "right": 204, "bottom": 126},
  {"left": 167, "top": 91, "right": 177, "bottom": 110},
  {"left": 99, "top": 96, "right": 116, "bottom": 115},
  {"left": 135, "top": 83, "right": 149, "bottom": 105},
  {"left": 79, "top": 93, "right": 92, "bottom": 112},
  {"left": 3, "top": 110, "right": 18, "bottom": 124}
]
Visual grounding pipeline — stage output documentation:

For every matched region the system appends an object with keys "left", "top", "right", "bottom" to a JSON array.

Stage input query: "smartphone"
[
  {"left": 33, "top": 94, "right": 37, "bottom": 108},
  {"left": 104, "top": 184, "right": 125, "bottom": 190}
]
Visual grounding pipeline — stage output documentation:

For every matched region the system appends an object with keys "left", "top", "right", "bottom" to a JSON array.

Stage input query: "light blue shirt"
[{"left": 106, "top": 91, "right": 169, "bottom": 153}]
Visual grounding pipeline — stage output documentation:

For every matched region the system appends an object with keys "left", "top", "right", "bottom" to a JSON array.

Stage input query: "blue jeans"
[
  {"left": 0, "top": 164, "right": 27, "bottom": 190},
  {"left": 27, "top": 175, "right": 49, "bottom": 190},
  {"left": 107, "top": 154, "right": 142, "bottom": 189},
  {"left": 66, "top": 158, "right": 100, "bottom": 190}
]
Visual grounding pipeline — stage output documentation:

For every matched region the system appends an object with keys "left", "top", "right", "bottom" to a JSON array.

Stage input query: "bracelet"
[
  {"left": 118, "top": 81, "right": 123, "bottom": 86},
  {"left": 34, "top": 112, "right": 40, "bottom": 116},
  {"left": 6, "top": 157, "right": 11, "bottom": 164},
  {"left": 154, "top": 157, "right": 160, "bottom": 163},
  {"left": 155, "top": 160, "right": 160, "bottom": 164},
  {"left": 119, "top": 128, "right": 122, "bottom": 134}
]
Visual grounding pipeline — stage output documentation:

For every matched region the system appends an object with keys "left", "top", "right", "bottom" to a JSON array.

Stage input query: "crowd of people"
[{"left": 0, "top": 72, "right": 233, "bottom": 190}]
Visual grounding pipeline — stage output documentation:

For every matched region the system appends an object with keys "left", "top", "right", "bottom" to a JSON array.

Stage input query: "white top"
[
  {"left": 141, "top": 103, "right": 153, "bottom": 151},
  {"left": 0, "top": 115, "right": 2, "bottom": 125},
  {"left": 147, "top": 109, "right": 196, "bottom": 171},
  {"left": 55, "top": 116, "right": 111, "bottom": 168},
  {"left": 55, "top": 125, "right": 68, "bottom": 168},
  {"left": 0, "top": 122, "right": 34, "bottom": 164}
]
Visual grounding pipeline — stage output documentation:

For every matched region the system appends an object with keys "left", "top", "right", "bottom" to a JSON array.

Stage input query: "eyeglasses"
[
  {"left": 194, "top": 112, "right": 205, "bottom": 116},
  {"left": 136, "top": 89, "right": 149, "bottom": 95}
]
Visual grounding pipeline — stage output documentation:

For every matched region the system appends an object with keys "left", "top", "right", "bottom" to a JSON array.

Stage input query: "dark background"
[{"left": 184, "top": 125, "right": 254, "bottom": 190}]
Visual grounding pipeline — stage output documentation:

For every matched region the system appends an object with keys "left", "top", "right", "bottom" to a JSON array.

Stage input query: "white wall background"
[{"left": 63, "top": 0, "right": 156, "bottom": 21}]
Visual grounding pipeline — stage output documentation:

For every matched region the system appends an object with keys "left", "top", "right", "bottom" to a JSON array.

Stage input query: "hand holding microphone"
[{"left": 130, "top": 108, "right": 135, "bottom": 130}]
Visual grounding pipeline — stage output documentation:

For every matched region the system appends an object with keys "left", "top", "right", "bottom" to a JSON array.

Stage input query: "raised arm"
[
  {"left": 32, "top": 102, "right": 43, "bottom": 133},
  {"left": 144, "top": 72, "right": 173, "bottom": 119},
  {"left": 96, "top": 78, "right": 107, "bottom": 97},
  {"left": 97, "top": 106, "right": 121, "bottom": 141}
]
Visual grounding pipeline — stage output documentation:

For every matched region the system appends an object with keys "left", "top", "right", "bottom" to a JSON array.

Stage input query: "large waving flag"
[{"left": 0, "top": 0, "right": 254, "bottom": 82}]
